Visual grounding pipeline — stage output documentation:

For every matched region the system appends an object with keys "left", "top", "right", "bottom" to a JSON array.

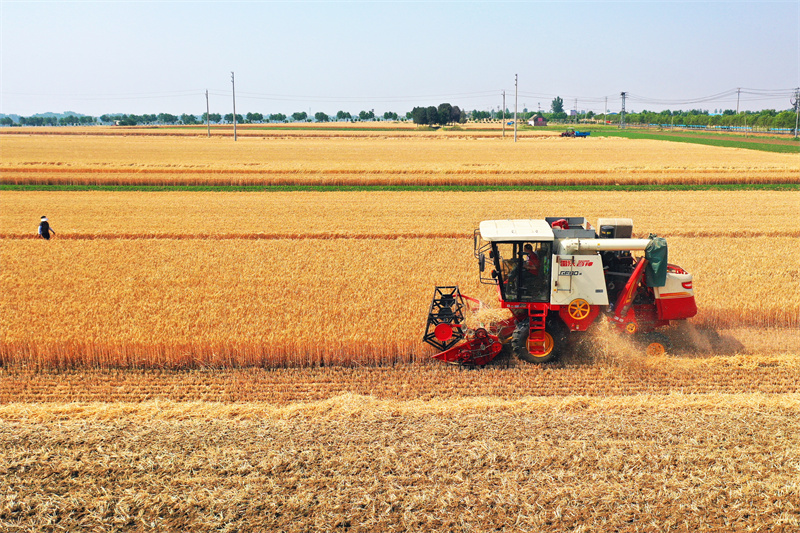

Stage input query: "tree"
[
  {"left": 181, "top": 114, "right": 198, "bottom": 125},
  {"left": 157, "top": 113, "right": 178, "bottom": 124},
  {"left": 437, "top": 103, "right": 453, "bottom": 125},
  {"left": 425, "top": 106, "right": 438, "bottom": 125},
  {"left": 383, "top": 111, "right": 398, "bottom": 121},
  {"left": 358, "top": 110, "right": 375, "bottom": 121},
  {"left": 315, "top": 112, "right": 329, "bottom": 122},
  {"left": 551, "top": 97, "right": 564, "bottom": 114},
  {"left": 336, "top": 110, "right": 351, "bottom": 121},
  {"left": 291, "top": 111, "right": 308, "bottom": 122},
  {"left": 411, "top": 107, "right": 428, "bottom": 125},
  {"left": 452, "top": 106, "right": 465, "bottom": 124},
  {"left": 245, "top": 112, "right": 263, "bottom": 123},
  {"left": 202, "top": 113, "right": 222, "bottom": 123}
]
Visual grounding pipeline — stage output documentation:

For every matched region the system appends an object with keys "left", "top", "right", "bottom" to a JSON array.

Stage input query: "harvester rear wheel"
[{"left": 511, "top": 320, "right": 565, "bottom": 364}]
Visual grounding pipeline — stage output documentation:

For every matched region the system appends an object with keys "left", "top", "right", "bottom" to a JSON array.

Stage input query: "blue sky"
[{"left": 1, "top": 1, "right": 798, "bottom": 116}]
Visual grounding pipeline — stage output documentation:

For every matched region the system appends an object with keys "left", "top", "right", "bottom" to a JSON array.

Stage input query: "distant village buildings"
[{"left": 528, "top": 115, "right": 548, "bottom": 127}]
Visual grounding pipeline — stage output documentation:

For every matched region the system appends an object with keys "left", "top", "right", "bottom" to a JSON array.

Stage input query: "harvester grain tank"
[{"left": 423, "top": 217, "right": 697, "bottom": 366}]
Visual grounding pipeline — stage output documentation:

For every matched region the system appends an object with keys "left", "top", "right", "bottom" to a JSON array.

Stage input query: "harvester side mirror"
[{"left": 478, "top": 253, "right": 486, "bottom": 272}]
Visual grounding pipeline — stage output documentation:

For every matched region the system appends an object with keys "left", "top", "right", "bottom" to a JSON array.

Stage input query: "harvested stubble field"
[
  {"left": 1, "top": 132, "right": 797, "bottom": 186},
  {"left": 1, "top": 392, "right": 799, "bottom": 532}
]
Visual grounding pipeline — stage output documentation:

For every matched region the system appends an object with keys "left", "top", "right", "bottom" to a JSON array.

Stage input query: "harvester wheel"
[
  {"left": 568, "top": 299, "right": 591, "bottom": 321},
  {"left": 511, "top": 320, "right": 565, "bottom": 364},
  {"left": 644, "top": 332, "right": 670, "bottom": 356}
]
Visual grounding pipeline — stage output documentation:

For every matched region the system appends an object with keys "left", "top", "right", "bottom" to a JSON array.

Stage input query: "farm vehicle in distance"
[
  {"left": 423, "top": 217, "right": 697, "bottom": 366},
  {"left": 561, "top": 129, "right": 590, "bottom": 138}
]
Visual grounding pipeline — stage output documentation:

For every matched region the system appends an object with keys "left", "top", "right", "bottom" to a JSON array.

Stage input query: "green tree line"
[
  {"left": 410, "top": 103, "right": 466, "bottom": 125},
  {"left": 3, "top": 101, "right": 796, "bottom": 130},
  {"left": 601, "top": 108, "right": 797, "bottom": 129},
  {"left": 0, "top": 110, "right": 409, "bottom": 126}
]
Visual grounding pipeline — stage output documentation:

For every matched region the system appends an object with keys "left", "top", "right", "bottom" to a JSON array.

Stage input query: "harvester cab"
[{"left": 424, "top": 216, "right": 698, "bottom": 366}]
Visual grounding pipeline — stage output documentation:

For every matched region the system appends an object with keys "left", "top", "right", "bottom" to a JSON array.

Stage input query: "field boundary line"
[
  {"left": 2, "top": 183, "right": 799, "bottom": 192},
  {"left": 4, "top": 166, "right": 796, "bottom": 176},
  {"left": 2, "top": 230, "right": 798, "bottom": 240},
  {"left": 0, "top": 232, "right": 467, "bottom": 240},
  {"left": 1, "top": 393, "right": 799, "bottom": 421}
]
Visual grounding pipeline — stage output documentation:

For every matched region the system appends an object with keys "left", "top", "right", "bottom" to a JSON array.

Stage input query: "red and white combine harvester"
[{"left": 423, "top": 217, "right": 697, "bottom": 366}]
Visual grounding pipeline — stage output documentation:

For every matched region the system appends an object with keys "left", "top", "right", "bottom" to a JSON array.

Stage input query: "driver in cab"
[{"left": 523, "top": 244, "right": 540, "bottom": 276}]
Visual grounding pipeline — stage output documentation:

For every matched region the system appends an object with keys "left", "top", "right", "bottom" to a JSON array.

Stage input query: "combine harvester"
[{"left": 423, "top": 217, "right": 697, "bottom": 366}]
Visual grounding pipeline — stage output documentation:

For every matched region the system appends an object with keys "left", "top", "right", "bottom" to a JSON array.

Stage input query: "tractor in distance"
[
  {"left": 423, "top": 217, "right": 697, "bottom": 366},
  {"left": 561, "top": 129, "right": 591, "bottom": 137}
]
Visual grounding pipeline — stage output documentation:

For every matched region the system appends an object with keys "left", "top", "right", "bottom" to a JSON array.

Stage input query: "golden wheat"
[
  {"left": 2, "top": 133, "right": 796, "bottom": 185},
  {"left": 1, "top": 234, "right": 796, "bottom": 368},
  {"left": 1, "top": 190, "right": 797, "bottom": 238}
]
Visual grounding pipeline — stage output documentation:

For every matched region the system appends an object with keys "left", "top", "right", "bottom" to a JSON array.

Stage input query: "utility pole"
[
  {"left": 620, "top": 92, "right": 627, "bottom": 129},
  {"left": 792, "top": 88, "right": 800, "bottom": 139},
  {"left": 514, "top": 74, "right": 518, "bottom": 143},
  {"left": 205, "top": 90, "right": 210, "bottom": 138},
  {"left": 502, "top": 91, "right": 506, "bottom": 138},
  {"left": 574, "top": 98, "right": 578, "bottom": 124},
  {"left": 231, "top": 71, "right": 237, "bottom": 141},
  {"left": 736, "top": 87, "right": 741, "bottom": 115},
  {"left": 736, "top": 87, "right": 743, "bottom": 131},
  {"left": 604, "top": 96, "right": 607, "bottom": 124}
]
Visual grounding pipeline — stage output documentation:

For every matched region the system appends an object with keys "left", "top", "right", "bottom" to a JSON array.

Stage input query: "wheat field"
[
  {"left": 1, "top": 190, "right": 798, "bottom": 368},
  {"left": 1, "top": 189, "right": 797, "bottom": 238},
  {"left": 2, "top": 131, "right": 800, "bottom": 532},
  {"left": 2, "top": 133, "right": 797, "bottom": 185}
]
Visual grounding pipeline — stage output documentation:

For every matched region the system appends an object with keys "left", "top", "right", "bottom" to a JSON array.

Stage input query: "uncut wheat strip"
[
  {"left": 3, "top": 134, "right": 796, "bottom": 174},
  {"left": 2, "top": 190, "right": 798, "bottom": 236},
  {"left": 1, "top": 236, "right": 796, "bottom": 368},
  {"left": 3, "top": 173, "right": 797, "bottom": 188}
]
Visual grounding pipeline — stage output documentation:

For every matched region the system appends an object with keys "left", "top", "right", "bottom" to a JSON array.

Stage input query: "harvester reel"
[{"left": 423, "top": 286, "right": 467, "bottom": 352}]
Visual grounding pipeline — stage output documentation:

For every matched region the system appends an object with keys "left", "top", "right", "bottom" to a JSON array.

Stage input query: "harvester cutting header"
[{"left": 423, "top": 217, "right": 697, "bottom": 366}]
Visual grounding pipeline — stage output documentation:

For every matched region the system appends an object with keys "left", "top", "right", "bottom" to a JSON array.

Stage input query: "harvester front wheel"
[
  {"left": 644, "top": 331, "right": 671, "bottom": 356},
  {"left": 511, "top": 320, "right": 564, "bottom": 364}
]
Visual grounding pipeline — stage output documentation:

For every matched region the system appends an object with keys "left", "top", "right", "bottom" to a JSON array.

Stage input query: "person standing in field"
[{"left": 38, "top": 216, "right": 55, "bottom": 240}]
